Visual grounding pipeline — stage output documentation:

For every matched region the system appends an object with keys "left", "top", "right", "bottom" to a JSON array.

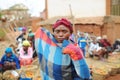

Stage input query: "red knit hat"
[{"left": 53, "top": 18, "right": 73, "bottom": 33}]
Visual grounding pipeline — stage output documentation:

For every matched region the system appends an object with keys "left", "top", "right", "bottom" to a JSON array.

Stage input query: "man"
[
  {"left": 78, "top": 32, "right": 87, "bottom": 57},
  {"left": 1, "top": 47, "right": 20, "bottom": 72},
  {"left": 16, "top": 27, "right": 26, "bottom": 42},
  {"left": 35, "top": 18, "right": 91, "bottom": 80}
]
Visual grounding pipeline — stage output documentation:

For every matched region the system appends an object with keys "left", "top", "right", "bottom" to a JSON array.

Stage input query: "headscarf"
[
  {"left": 28, "top": 33, "right": 34, "bottom": 37},
  {"left": 53, "top": 18, "right": 73, "bottom": 33},
  {"left": 22, "top": 27, "right": 27, "bottom": 31},
  {"left": 5, "top": 47, "right": 13, "bottom": 54},
  {"left": 28, "top": 29, "right": 32, "bottom": 32},
  {"left": 22, "top": 40, "right": 31, "bottom": 46}
]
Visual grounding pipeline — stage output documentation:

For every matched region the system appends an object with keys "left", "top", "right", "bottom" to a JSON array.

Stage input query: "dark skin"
[
  {"left": 23, "top": 46, "right": 29, "bottom": 50},
  {"left": 53, "top": 25, "right": 72, "bottom": 43},
  {"left": 6, "top": 53, "right": 12, "bottom": 57}
]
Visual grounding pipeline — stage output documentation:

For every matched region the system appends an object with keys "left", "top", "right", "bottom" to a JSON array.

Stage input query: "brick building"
[{"left": 38, "top": 0, "right": 120, "bottom": 43}]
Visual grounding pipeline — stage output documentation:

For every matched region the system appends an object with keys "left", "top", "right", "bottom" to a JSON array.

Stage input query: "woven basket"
[
  {"left": 33, "top": 75, "right": 41, "bottom": 80},
  {"left": 2, "top": 70, "right": 19, "bottom": 80},
  {"left": 0, "top": 73, "right": 2, "bottom": 80},
  {"left": 21, "top": 65, "right": 38, "bottom": 71},
  {"left": 105, "top": 63, "right": 120, "bottom": 75},
  {"left": 92, "top": 67, "right": 109, "bottom": 80}
]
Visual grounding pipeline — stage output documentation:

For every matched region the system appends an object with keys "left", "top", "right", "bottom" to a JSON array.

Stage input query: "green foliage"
[
  {"left": 0, "top": 29, "right": 6, "bottom": 38},
  {"left": 0, "top": 13, "right": 2, "bottom": 19}
]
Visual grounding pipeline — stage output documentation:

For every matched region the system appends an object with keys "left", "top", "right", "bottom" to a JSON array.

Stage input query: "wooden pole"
[{"left": 69, "top": 4, "right": 76, "bottom": 42}]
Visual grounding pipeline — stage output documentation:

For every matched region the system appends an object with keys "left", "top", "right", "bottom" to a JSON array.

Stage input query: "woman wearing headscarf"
[
  {"left": 27, "top": 33, "right": 37, "bottom": 59},
  {"left": 19, "top": 40, "right": 33, "bottom": 66},
  {"left": 35, "top": 18, "right": 91, "bottom": 80},
  {"left": 1, "top": 47, "right": 20, "bottom": 72}
]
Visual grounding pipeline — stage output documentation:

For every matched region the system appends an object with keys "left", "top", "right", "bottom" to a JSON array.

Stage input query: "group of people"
[
  {"left": 77, "top": 29, "right": 120, "bottom": 61},
  {"left": 2, "top": 18, "right": 118, "bottom": 80},
  {"left": 0, "top": 27, "right": 37, "bottom": 73},
  {"left": 1, "top": 17, "right": 119, "bottom": 80}
]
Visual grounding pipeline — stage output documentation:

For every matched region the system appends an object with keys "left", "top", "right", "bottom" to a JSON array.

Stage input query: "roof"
[
  {"left": 104, "top": 16, "right": 120, "bottom": 23},
  {"left": 37, "top": 16, "right": 72, "bottom": 25},
  {"left": 9, "top": 3, "right": 28, "bottom": 10},
  {"left": 37, "top": 16, "right": 104, "bottom": 26}
]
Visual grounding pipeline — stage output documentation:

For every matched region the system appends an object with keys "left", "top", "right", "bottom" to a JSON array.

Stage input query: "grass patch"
[{"left": 0, "top": 29, "right": 6, "bottom": 38}]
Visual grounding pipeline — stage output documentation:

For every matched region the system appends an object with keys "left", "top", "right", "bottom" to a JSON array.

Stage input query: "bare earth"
[{"left": 0, "top": 41, "right": 120, "bottom": 80}]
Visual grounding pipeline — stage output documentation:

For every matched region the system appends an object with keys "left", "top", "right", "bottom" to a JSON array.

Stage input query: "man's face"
[{"left": 53, "top": 25, "right": 71, "bottom": 43}]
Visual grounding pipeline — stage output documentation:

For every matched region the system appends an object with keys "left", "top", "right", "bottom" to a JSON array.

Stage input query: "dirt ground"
[
  {"left": 0, "top": 41, "right": 120, "bottom": 80},
  {"left": 105, "top": 74, "right": 120, "bottom": 80}
]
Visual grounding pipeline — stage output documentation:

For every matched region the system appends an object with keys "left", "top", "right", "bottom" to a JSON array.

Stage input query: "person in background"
[
  {"left": 1, "top": 47, "right": 20, "bottom": 72},
  {"left": 16, "top": 27, "right": 27, "bottom": 42},
  {"left": 100, "top": 35, "right": 113, "bottom": 58},
  {"left": 88, "top": 39, "right": 106, "bottom": 60},
  {"left": 28, "top": 28, "right": 32, "bottom": 34},
  {"left": 19, "top": 40, "right": 33, "bottom": 66},
  {"left": 113, "top": 39, "right": 120, "bottom": 52},
  {"left": 35, "top": 18, "right": 91, "bottom": 80},
  {"left": 27, "top": 33, "right": 37, "bottom": 59},
  {"left": 78, "top": 32, "right": 87, "bottom": 57}
]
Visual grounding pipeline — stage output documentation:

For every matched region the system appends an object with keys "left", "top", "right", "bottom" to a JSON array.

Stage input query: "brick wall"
[{"left": 75, "top": 24, "right": 102, "bottom": 36}]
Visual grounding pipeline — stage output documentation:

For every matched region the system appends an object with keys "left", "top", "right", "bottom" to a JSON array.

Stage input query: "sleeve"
[
  {"left": 14, "top": 55, "right": 20, "bottom": 69},
  {"left": 28, "top": 47, "right": 33, "bottom": 58},
  {"left": 63, "top": 44, "right": 91, "bottom": 79},
  {"left": 77, "top": 38, "right": 80, "bottom": 44},
  {"left": 1, "top": 55, "right": 5, "bottom": 64},
  {"left": 72, "top": 59, "right": 91, "bottom": 79}
]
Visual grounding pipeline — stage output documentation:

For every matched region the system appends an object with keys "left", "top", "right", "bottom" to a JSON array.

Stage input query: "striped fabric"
[{"left": 35, "top": 27, "right": 91, "bottom": 80}]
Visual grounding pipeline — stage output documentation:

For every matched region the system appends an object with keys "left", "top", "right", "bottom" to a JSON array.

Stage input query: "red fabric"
[
  {"left": 0, "top": 64, "right": 2, "bottom": 67},
  {"left": 63, "top": 44, "right": 83, "bottom": 60},
  {"left": 20, "top": 58, "right": 32, "bottom": 66},
  {"left": 53, "top": 18, "right": 73, "bottom": 33},
  {"left": 100, "top": 39, "right": 111, "bottom": 47}
]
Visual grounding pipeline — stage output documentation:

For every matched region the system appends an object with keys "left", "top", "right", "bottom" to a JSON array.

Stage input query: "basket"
[
  {"left": 92, "top": 67, "right": 109, "bottom": 80},
  {"left": 2, "top": 70, "right": 19, "bottom": 80}
]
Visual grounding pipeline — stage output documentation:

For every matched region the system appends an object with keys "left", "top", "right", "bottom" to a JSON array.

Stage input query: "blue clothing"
[
  {"left": 1, "top": 47, "right": 20, "bottom": 69},
  {"left": 78, "top": 37, "right": 87, "bottom": 56},
  {"left": 78, "top": 37, "right": 87, "bottom": 49},
  {"left": 35, "top": 28, "right": 91, "bottom": 80}
]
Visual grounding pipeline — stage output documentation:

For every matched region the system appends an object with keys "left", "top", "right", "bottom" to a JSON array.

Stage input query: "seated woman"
[
  {"left": 1, "top": 47, "right": 20, "bottom": 72},
  {"left": 19, "top": 40, "right": 33, "bottom": 66}
]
